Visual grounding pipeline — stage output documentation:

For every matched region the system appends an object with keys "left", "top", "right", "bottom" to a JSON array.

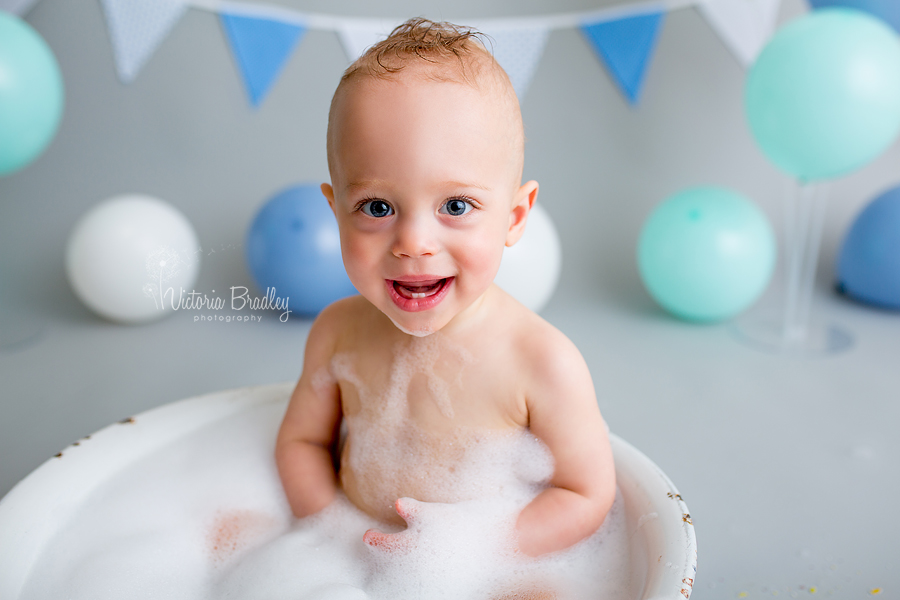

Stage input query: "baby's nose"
[{"left": 392, "top": 214, "right": 439, "bottom": 258}]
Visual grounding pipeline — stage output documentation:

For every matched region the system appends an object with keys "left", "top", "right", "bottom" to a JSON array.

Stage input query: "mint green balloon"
[
  {"left": 638, "top": 188, "right": 776, "bottom": 322},
  {"left": 745, "top": 8, "right": 900, "bottom": 181},
  {"left": 0, "top": 12, "right": 64, "bottom": 176}
]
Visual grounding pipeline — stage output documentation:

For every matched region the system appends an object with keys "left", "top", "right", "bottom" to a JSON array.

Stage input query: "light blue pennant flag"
[
  {"left": 580, "top": 10, "right": 665, "bottom": 105},
  {"left": 336, "top": 19, "right": 405, "bottom": 62},
  {"left": 99, "top": 0, "right": 188, "bottom": 83},
  {"left": 479, "top": 24, "right": 550, "bottom": 100},
  {"left": 0, "top": 0, "right": 41, "bottom": 16},
  {"left": 220, "top": 12, "right": 307, "bottom": 108}
]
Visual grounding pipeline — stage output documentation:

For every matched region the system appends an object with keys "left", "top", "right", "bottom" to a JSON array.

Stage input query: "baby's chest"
[{"left": 335, "top": 346, "right": 527, "bottom": 431}]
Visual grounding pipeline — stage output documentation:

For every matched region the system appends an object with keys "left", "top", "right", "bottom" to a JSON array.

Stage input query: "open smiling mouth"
[{"left": 386, "top": 277, "right": 454, "bottom": 312}]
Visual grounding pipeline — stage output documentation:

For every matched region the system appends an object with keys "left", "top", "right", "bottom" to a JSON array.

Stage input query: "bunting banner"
[
  {"left": 88, "top": 0, "right": 784, "bottom": 107},
  {"left": 220, "top": 11, "right": 307, "bottom": 106},
  {"left": 0, "top": 0, "right": 40, "bottom": 15},
  {"left": 581, "top": 9, "right": 665, "bottom": 104},
  {"left": 698, "top": 0, "right": 782, "bottom": 66},
  {"left": 335, "top": 18, "right": 405, "bottom": 62},
  {"left": 99, "top": 0, "right": 189, "bottom": 83},
  {"left": 477, "top": 24, "right": 551, "bottom": 99}
]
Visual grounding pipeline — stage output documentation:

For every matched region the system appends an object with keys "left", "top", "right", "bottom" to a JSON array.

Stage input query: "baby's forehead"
[
  {"left": 327, "top": 54, "right": 525, "bottom": 183},
  {"left": 336, "top": 62, "right": 521, "bottom": 142}
]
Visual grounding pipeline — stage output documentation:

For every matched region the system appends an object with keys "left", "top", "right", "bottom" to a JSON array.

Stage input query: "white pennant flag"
[
  {"left": 336, "top": 18, "right": 404, "bottom": 62},
  {"left": 698, "top": 0, "right": 782, "bottom": 67},
  {"left": 479, "top": 24, "right": 550, "bottom": 99},
  {"left": 0, "top": 0, "right": 40, "bottom": 15},
  {"left": 100, "top": 0, "right": 189, "bottom": 82}
]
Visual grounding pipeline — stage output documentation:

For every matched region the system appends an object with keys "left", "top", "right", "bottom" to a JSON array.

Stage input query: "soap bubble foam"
[{"left": 18, "top": 401, "right": 635, "bottom": 600}]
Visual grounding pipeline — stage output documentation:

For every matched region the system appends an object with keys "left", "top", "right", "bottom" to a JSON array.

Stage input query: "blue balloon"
[
  {"left": 809, "top": 0, "right": 900, "bottom": 34},
  {"left": 246, "top": 184, "right": 357, "bottom": 317},
  {"left": 638, "top": 187, "right": 776, "bottom": 322},
  {"left": 837, "top": 185, "right": 900, "bottom": 309}
]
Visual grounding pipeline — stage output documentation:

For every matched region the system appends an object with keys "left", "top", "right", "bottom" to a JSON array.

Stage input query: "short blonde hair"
[
  {"left": 326, "top": 18, "right": 524, "bottom": 181},
  {"left": 341, "top": 17, "right": 494, "bottom": 84}
]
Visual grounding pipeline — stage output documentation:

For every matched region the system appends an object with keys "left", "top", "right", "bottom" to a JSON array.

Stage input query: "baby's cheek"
[
  {"left": 464, "top": 244, "right": 503, "bottom": 283},
  {"left": 342, "top": 244, "right": 379, "bottom": 288}
]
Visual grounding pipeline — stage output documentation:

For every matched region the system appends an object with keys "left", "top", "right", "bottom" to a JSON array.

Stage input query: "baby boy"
[{"left": 275, "top": 18, "right": 615, "bottom": 563}]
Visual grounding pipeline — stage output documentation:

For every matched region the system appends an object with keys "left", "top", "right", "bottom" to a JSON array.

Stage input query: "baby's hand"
[
  {"left": 362, "top": 497, "right": 425, "bottom": 553},
  {"left": 361, "top": 497, "right": 523, "bottom": 598}
]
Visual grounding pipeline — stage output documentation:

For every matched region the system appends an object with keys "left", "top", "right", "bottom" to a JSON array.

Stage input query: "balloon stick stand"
[{"left": 734, "top": 180, "right": 853, "bottom": 355}]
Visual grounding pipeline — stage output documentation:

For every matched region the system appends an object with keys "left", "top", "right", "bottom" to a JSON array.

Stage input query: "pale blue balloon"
[
  {"left": 0, "top": 12, "right": 64, "bottom": 176},
  {"left": 745, "top": 8, "right": 900, "bottom": 181},
  {"left": 837, "top": 185, "right": 900, "bottom": 309},
  {"left": 638, "top": 187, "right": 776, "bottom": 322},
  {"left": 246, "top": 184, "right": 357, "bottom": 317}
]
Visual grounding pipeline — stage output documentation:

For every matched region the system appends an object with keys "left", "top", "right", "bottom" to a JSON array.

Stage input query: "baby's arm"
[
  {"left": 516, "top": 330, "right": 616, "bottom": 557},
  {"left": 275, "top": 303, "right": 344, "bottom": 518}
]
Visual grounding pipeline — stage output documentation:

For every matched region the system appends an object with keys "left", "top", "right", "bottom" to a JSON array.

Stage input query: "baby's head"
[{"left": 322, "top": 18, "right": 539, "bottom": 336}]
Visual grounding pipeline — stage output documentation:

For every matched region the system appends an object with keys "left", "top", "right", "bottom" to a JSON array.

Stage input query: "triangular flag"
[
  {"left": 99, "top": 0, "right": 188, "bottom": 83},
  {"left": 479, "top": 25, "right": 550, "bottom": 99},
  {"left": 581, "top": 11, "right": 664, "bottom": 105},
  {"left": 336, "top": 19, "right": 404, "bottom": 62},
  {"left": 0, "top": 0, "right": 40, "bottom": 15},
  {"left": 698, "top": 0, "right": 782, "bottom": 67},
  {"left": 220, "top": 13, "right": 307, "bottom": 107}
]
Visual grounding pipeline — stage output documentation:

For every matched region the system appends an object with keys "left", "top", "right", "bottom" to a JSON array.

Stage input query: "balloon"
[
  {"left": 809, "top": 0, "right": 900, "bottom": 33},
  {"left": 66, "top": 195, "right": 201, "bottom": 323},
  {"left": 745, "top": 9, "right": 900, "bottom": 181},
  {"left": 837, "top": 185, "right": 900, "bottom": 309},
  {"left": 494, "top": 203, "right": 562, "bottom": 313},
  {"left": 246, "top": 184, "right": 356, "bottom": 316},
  {"left": 638, "top": 187, "right": 776, "bottom": 322},
  {"left": 0, "top": 11, "right": 64, "bottom": 176}
]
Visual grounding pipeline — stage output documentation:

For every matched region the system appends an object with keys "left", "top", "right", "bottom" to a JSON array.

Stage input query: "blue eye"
[
  {"left": 440, "top": 198, "right": 473, "bottom": 217},
  {"left": 361, "top": 199, "right": 393, "bottom": 218}
]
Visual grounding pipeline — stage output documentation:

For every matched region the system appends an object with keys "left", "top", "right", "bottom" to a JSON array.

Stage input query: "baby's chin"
[{"left": 387, "top": 315, "right": 437, "bottom": 337}]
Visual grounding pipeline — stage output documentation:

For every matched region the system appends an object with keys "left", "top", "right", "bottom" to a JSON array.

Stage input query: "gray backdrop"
[{"left": 2, "top": 0, "right": 900, "bottom": 597}]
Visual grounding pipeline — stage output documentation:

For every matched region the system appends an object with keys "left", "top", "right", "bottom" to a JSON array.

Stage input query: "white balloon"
[
  {"left": 494, "top": 202, "right": 562, "bottom": 313},
  {"left": 66, "top": 195, "right": 200, "bottom": 324}
]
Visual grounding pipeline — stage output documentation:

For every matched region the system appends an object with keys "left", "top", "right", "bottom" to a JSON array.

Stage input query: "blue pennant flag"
[
  {"left": 220, "top": 12, "right": 307, "bottom": 107},
  {"left": 581, "top": 11, "right": 664, "bottom": 105}
]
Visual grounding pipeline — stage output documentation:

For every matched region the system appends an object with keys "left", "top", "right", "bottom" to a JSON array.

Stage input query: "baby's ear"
[
  {"left": 505, "top": 180, "right": 539, "bottom": 247},
  {"left": 321, "top": 183, "right": 336, "bottom": 214}
]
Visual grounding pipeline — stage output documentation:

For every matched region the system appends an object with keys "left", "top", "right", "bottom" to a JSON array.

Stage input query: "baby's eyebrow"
[
  {"left": 439, "top": 180, "right": 492, "bottom": 192},
  {"left": 345, "top": 179, "right": 388, "bottom": 193}
]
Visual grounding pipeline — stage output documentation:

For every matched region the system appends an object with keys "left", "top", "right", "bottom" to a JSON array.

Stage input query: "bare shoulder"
[
  {"left": 312, "top": 294, "right": 369, "bottom": 330},
  {"left": 304, "top": 295, "right": 370, "bottom": 358},
  {"left": 500, "top": 298, "right": 592, "bottom": 398}
]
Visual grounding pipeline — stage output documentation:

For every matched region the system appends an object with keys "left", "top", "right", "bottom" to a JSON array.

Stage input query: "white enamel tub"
[{"left": 0, "top": 382, "right": 696, "bottom": 598}]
